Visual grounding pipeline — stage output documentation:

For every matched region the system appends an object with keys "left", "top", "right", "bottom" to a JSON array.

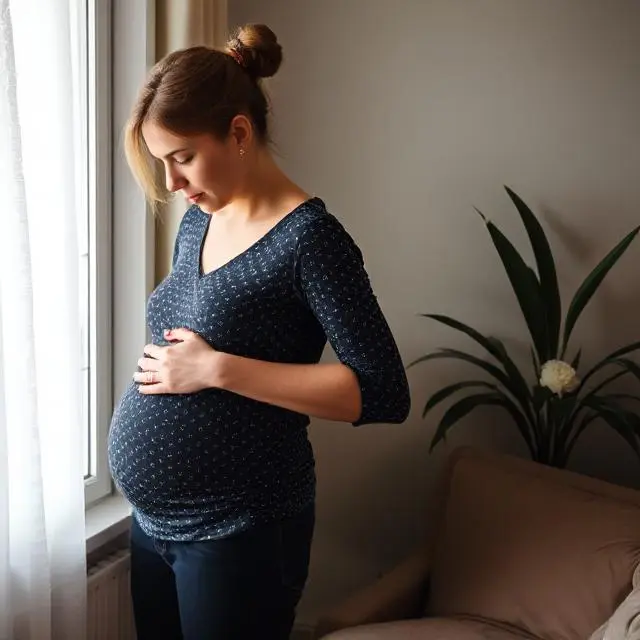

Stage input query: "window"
[
  {"left": 83, "top": 0, "right": 157, "bottom": 508},
  {"left": 83, "top": 0, "right": 113, "bottom": 506}
]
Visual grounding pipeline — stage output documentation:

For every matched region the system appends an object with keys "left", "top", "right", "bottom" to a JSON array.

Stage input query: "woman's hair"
[{"left": 124, "top": 24, "right": 283, "bottom": 203}]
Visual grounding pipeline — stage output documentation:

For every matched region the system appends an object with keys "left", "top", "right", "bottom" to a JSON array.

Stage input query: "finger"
[
  {"left": 137, "top": 357, "right": 160, "bottom": 371},
  {"left": 133, "top": 370, "right": 160, "bottom": 385},
  {"left": 143, "top": 343, "right": 165, "bottom": 359},
  {"left": 133, "top": 371, "right": 149, "bottom": 384},
  {"left": 138, "top": 382, "right": 167, "bottom": 395},
  {"left": 164, "top": 327, "right": 193, "bottom": 342}
]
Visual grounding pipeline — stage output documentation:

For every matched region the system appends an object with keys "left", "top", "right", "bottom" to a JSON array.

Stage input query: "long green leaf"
[
  {"left": 583, "top": 397, "right": 640, "bottom": 461},
  {"left": 556, "top": 394, "right": 587, "bottom": 460},
  {"left": 421, "top": 315, "right": 504, "bottom": 362},
  {"left": 579, "top": 341, "right": 640, "bottom": 387},
  {"left": 495, "top": 393, "right": 539, "bottom": 459},
  {"left": 570, "top": 366, "right": 631, "bottom": 425},
  {"left": 477, "top": 210, "right": 548, "bottom": 362},
  {"left": 589, "top": 396, "right": 640, "bottom": 431},
  {"left": 408, "top": 349, "right": 512, "bottom": 389},
  {"left": 563, "top": 410, "right": 599, "bottom": 461},
  {"left": 606, "top": 342, "right": 640, "bottom": 361},
  {"left": 562, "top": 226, "right": 640, "bottom": 354},
  {"left": 555, "top": 392, "right": 640, "bottom": 466},
  {"left": 551, "top": 394, "right": 579, "bottom": 430},
  {"left": 613, "top": 358, "right": 640, "bottom": 383},
  {"left": 410, "top": 346, "right": 540, "bottom": 427},
  {"left": 571, "top": 349, "right": 582, "bottom": 371},
  {"left": 422, "top": 380, "right": 497, "bottom": 418},
  {"left": 581, "top": 368, "right": 628, "bottom": 400},
  {"left": 580, "top": 359, "right": 640, "bottom": 402},
  {"left": 487, "top": 336, "right": 537, "bottom": 425},
  {"left": 429, "top": 391, "right": 536, "bottom": 458},
  {"left": 505, "top": 186, "right": 562, "bottom": 358},
  {"left": 420, "top": 315, "right": 504, "bottom": 361},
  {"left": 531, "top": 346, "right": 541, "bottom": 378},
  {"left": 420, "top": 315, "right": 534, "bottom": 413},
  {"left": 555, "top": 395, "right": 588, "bottom": 457},
  {"left": 430, "top": 393, "right": 501, "bottom": 451},
  {"left": 603, "top": 393, "right": 640, "bottom": 405},
  {"left": 532, "top": 384, "right": 551, "bottom": 413}
]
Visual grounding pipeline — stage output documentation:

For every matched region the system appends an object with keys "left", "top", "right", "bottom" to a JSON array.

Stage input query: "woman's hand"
[
  {"left": 134, "top": 328, "right": 363, "bottom": 422},
  {"left": 134, "top": 328, "right": 220, "bottom": 394}
]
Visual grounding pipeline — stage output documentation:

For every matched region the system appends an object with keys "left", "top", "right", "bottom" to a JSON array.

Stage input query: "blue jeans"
[{"left": 130, "top": 504, "right": 315, "bottom": 640}]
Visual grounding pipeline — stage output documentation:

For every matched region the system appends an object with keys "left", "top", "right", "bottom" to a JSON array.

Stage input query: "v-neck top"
[{"left": 107, "top": 197, "right": 410, "bottom": 541}]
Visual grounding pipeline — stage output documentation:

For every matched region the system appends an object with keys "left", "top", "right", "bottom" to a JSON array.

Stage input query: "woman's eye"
[{"left": 175, "top": 156, "right": 193, "bottom": 166}]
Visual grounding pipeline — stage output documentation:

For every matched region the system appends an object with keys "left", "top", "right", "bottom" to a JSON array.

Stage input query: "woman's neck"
[{"left": 220, "top": 149, "right": 310, "bottom": 221}]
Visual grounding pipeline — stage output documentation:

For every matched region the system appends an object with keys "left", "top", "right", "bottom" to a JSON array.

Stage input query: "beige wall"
[{"left": 225, "top": 0, "right": 639, "bottom": 626}]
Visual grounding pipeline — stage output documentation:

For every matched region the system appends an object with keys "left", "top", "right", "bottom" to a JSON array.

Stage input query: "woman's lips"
[{"left": 187, "top": 193, "right": 203, "bottom": 204}]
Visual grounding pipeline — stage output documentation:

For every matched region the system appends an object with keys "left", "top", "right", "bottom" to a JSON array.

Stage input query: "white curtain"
[{"left": 0, "top": 0, "right": 87, "bottom": 638}]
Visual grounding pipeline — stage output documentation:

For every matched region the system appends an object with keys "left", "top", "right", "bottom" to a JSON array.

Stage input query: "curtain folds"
[{"left": 0, "top": 1, "right": 86, "bottom": 638}]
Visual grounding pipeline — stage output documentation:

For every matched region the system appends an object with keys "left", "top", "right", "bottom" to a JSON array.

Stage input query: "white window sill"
[{"left": 85, "top": 492, "right": 132, "bottom": 554}]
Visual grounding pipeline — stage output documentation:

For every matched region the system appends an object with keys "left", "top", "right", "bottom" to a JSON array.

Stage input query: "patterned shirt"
[{"left": 108, "top": 197, "right": 410, "bottom": 541}]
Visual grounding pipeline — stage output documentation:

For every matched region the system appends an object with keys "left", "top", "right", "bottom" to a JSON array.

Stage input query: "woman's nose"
[{"left": 165, "top": 168, "right": 187, "bottom": 193}]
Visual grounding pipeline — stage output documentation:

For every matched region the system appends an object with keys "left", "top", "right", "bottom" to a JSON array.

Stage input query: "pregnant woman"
[{"left": 108, "top": 23, "right": 411, "bottom": 640}]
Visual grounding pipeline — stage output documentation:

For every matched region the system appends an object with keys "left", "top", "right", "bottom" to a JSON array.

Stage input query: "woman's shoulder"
[
  {"left": 290, "top": 197, "right": 353, "bottom": 244},
  {"left": 182, "top": 204, "right": 207, "bottom": 227},
  {"left": 290, "top": 198, "right": 364, "bottom": 266},
  {"left": 172, "top": 205, "right": 208, "bottom": 243}
]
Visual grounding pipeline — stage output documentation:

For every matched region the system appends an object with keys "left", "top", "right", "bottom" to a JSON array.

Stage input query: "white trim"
[
  {"left": 85, "top": 492, "right": 132, "bottom": 554},
  {"left": 85, "top": 0, "right": 155, "bottom": 507},
  {"left": 85, "top": 0, "right": 113, "bottom": 506},
  {"left": 112, "top": 0, "right": 156, "bottom": 407},
  {"left": 85, "top": 0, "right": 156, "bottom": 536}
]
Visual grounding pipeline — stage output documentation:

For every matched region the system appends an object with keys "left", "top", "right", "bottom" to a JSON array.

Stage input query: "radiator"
[{"left": 87, "top": 549, "right": 136, "bottom": 640}]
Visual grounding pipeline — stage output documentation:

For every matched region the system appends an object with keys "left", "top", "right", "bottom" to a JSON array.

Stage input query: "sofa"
[{"left": 315, "top": 446, "right": 640, "bottom": 640}]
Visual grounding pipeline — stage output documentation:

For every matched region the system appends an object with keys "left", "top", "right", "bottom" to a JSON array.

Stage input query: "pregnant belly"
[{"left": 108, "top": 381, "right": 265, "bottom": 512}]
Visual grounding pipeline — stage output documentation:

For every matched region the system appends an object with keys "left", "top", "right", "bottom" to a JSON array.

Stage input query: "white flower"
[{"left": 540, "top": 359, "right": 579, "bottom": 396}]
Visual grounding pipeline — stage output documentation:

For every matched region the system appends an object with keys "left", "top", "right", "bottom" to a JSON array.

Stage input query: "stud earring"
[{"left": 239, "top": 147, "right": 246, "bottom": 159}]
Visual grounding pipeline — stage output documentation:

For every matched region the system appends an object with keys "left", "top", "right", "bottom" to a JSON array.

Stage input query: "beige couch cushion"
[
  {"left": 426, "top": 450, "right": 640, "bottom": 640},
  {"left": 324, "top": 616, "right": 535, "bottom": 640}
]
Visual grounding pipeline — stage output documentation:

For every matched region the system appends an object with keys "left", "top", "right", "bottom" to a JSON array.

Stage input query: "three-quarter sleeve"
[{"left": 294, "top": 213, "right": 411, "bottom": 426}]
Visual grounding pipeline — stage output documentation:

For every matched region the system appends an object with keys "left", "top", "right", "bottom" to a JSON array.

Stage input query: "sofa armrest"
[{"left": 314, "top": 548, "right": 431, "bottom": 638}]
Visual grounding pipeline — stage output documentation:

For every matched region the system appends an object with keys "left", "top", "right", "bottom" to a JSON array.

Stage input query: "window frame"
[
  {"left": 85, "top": 0, "right": 156, "bottom": 509},
  {"left": 84, "top": 0, "right": 113, "bottom": 506}
]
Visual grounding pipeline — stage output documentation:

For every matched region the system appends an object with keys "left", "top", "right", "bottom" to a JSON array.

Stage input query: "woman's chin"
[{"left": 195, "top": 197, "right": 214, "bottom": 214}]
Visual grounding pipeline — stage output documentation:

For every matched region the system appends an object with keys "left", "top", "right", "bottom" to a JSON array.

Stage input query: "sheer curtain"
[{"left": 0, "top": 0, "right": 87, "bottom": 638}]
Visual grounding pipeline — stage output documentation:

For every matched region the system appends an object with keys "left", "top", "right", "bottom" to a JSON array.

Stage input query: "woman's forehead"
[{"left": 142, "top": 122, "right": 192, "bottom": 158}]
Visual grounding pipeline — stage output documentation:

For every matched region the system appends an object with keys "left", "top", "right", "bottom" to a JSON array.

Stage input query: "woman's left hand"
[{"left": 134, "top": 328, "right": 219, "bottom": 394}]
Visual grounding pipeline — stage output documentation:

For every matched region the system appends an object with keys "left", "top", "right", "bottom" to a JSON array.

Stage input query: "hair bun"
[{"left": 227, "top": 24, "right": 283, "bottom": 79}]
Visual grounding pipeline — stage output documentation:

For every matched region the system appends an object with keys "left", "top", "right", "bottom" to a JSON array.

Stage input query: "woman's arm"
[
  {"left": 215, "top": 354, "right": 363, "bottom": 422},
  {"left": 137, "top": 329, "right": 362, "bottom": 421},
  {"left": 289, "top": 211, "right": 411, "bottom": 426}
]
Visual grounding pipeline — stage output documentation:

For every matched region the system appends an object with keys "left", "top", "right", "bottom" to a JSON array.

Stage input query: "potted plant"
[{"left": 410, "top": 187, "right": 640, "bottom": 467}]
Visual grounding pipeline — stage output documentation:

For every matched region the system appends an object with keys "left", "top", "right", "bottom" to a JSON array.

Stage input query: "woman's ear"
[{"left": 229, "top": 114, "right": 253, "bottom": 151}]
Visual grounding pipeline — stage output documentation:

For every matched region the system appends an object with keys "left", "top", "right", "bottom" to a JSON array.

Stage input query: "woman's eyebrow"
[{"left": 163, "top": 147, "right": 189, "bottom": 159}]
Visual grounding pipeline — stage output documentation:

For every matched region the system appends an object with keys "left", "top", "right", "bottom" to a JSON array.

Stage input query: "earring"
[{"left": 239, "top": 147, "right": 246, "bottom": 159}]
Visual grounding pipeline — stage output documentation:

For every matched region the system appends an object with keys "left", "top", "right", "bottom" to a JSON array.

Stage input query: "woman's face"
[{"left": 142, "top": 120, "right": 245, "bottom": 213}]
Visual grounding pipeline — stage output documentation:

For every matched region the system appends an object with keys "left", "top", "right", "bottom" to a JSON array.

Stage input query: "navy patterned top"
[{"left": 108, "top": 197, "right": 410, "bottom": 541}]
